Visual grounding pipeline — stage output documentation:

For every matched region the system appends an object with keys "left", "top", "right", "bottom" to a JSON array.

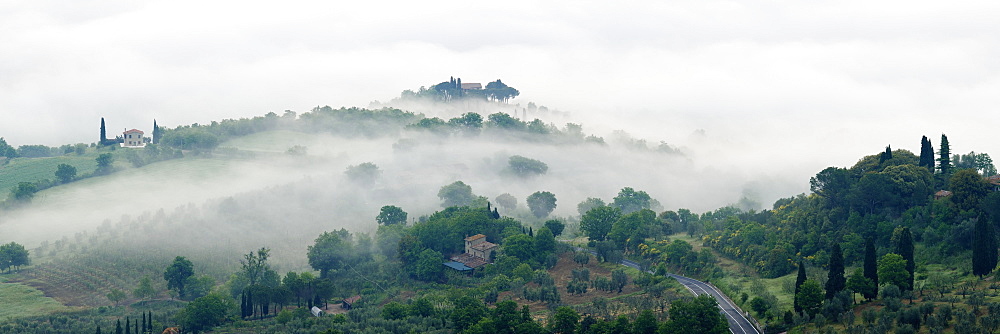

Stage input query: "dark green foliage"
[
  {"left": 544, "top": 220, "right": 565, "bottom": 237},
  {"left": 503, "top": 234, "right": 535, "bottom": 262},
  {"left": 152, "top": 119, "right": 161, "bottom": 144},
  {"left": 0, "top": 241, "right": 30, "bottom": 272},
  {"left": 10, "top": 181, "right": 37, "bottom": 202},
  {"left": 16, "top": 145, "right": 53, "bottom": 158},
  {"left": 95, "top": 153, "right": 114, "bottom": 175},
  {"left": 580, "top": 206, "right": 619, "bottom": 241},
  {"left": 919, "top": 136, "right": 934, "bottom": 170},
  {"left": 451, "top": 296, "right": 488, "bottom": 332},
  {"left": 794, "top": 261, "right": 806, "bottom": 313},
  {"left": 549, "top": 306, "right": 579, "bottom": 334},
  {"left": 55, "top": 163, "right": 77, "bottom": 183},
  {"left": 879, "top": 253, "right": 909, "bottom": 289},
  {"left": 973, "top": 217, "right": 997, "bottom": 278},
  {"left": 938, "top": 134, "right": 952, "bottom": 175},
  {"left": 608, "top": 209, "right": 662, "bottom": 253},
  {"left": 407, "top": 206, "right": 521, "bottom": 256},
  {"left": 796, "top": 280, "right": 824, "bottom": 317},
  {"left": 164, "top": 256, "right": 194, "bottom": 299},
  {"left": 179, "top": 293, "right": 235, "bottom": 332},
  {"left": 953, "top": 151, "right": 997, "bottom": 176},
  {"left": 506, "top": 155, "right": 548, "bottom": 177},
  {"left": 660, "top": 295, "right": 728, "bottom": 334},
  {"left": 376, "top": 205, "right": 408, "bottom": 225},
  {"left": 895, "top": 227, "right": 915, "bottom": 290},
  {"left": 307, "top": 230, "right": 358, "bottom": 278},
  {"left": 950, "top": 168, "right": 991, "bottom": 211},
  {"left": 413, "top": 248, "right": 444, "bottom": 282},
  {"left": 611, "top": 187, "right": 652, "bottom": 214},
  {"left": 863, "top": 238, "right": 878, "bottom": 299},
  {"left": 101, "top": 118, "right": 108, "bottom": 144},
  {"left": 526, "top": 191, "right": 557, "bottom": 218},
  {"left": 847, "top": 269, "right": 875, "bottom": 302},
  {"left": 826, "top": 243, "right": 846, "bottom": 299},
  {"left": 0, "top": 137, "right": 18, "bottom": 158}
]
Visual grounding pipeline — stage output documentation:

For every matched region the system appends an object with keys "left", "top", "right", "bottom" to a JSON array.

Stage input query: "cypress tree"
[
  {"left": 895, "top": 227, "right": 915, "bottom": 290},
  {"left": 880, "top": 145, "right": 893, "bottom": 164},
  {"left": 938, "top": 134, "right": 952, "bottom": 175},
  {"left": 141, "top": 312, "right": 146, "bottom": 333},
  {"left": 825, "top": 243, "right": 846, "bottom": 299},
  {"left": 116, "top": 319, "right": 122, "bottom": 334},
  {"left": 134, "top": 321, "right": 138, "bottom": 334},
  {"left": 100, "top": 118, "right": 108, "bottom": 145},
  {"left": 152, "top": 120, "right": 161, "bottom": 145},
  {"left": 919, "top": 136, "right": 935, "bottom": 169},
  {"left": 125, "top": 318, "right": 130, "bottom": 334},
  {"left": 794, "top": 261, "right": 806, "bottom": 313},
  {"left": 863, "top": 238, "right": 878, "bottom": 300},
  {"left": 973, "top": 217, "right": 997, "bottom": 278},
  {"left": 96, "top": 325, "right": 102, "bottom": 334},
  {"left": 148, "top": 311, "right": 153, "bottom": 332}
]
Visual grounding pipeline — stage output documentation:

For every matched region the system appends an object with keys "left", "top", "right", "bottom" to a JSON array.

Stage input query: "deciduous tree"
[
  {"left": 526, "top": 191, "right": 557, "bottom": 218},
  {"left": 438, "top": 181, "right": 475, "bottom": 208},
  {"left": 878, "top": 253, "right": 909, "bottom": 289},
  {"left": 376, "top": 205, "right": 407, "bottom": 225},
  {"left": 611, "top": 187, "right": 652, "bottom": 214},
  {"left": 55, "top": 163, "right": 77, "bottom": 183},
  {"left": 164, "top": 256, "right": 194, "bottom": 299},
  {"left": 661, "top": 295, "right": 728, "bottom": 334},
  {"left": 580, "top": 206, "right": 620, "bottom": 241}
]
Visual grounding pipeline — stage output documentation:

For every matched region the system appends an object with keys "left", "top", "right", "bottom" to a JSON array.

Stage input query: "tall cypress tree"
[
  {"left": 895, "top": 227, "right": 915, "bottom": 290},
  {"left": 863, "top": 238, "right": 878, "bottom": 300},
  {"left": 825, "top": 243, "right": 846, "bottom": 299},
  {"left": 125, "top": 318, "right": 130, "bottom": 334},
  {"left": 938, "top": 134, "right": 952, "bottom": 175},
  {"left": 115, "top": 319, "right": 122, "bottom": 334},
  {"left": 880, "top": 145, "right": 893, "bottom": 164},
  {"left": 919, "top": 136, "right": 934, "bottom": 170},
  {"left": 152, "top": 120, "right": 161, "bottom": 145},
  {"left": 973, "top": 217, "right": 997, "bottom": 278},
  {"left": 96, "top": 326, "right": 102, "bottom": 334},
  {"left": 794, "top": 261, "right": 806, "bottom": 313},
  {"left": 100, "top": 118, "right": 108, "bottom": 145}
]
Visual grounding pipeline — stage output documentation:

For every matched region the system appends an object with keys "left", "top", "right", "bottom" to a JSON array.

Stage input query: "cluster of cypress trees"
[{"left": 102, "top": 311, "right": 154, "bottom": 334}]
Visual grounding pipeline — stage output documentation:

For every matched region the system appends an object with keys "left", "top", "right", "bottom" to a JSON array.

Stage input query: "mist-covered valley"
[{"left": 1, "top": 94, "right": 803, "bottom": 273}]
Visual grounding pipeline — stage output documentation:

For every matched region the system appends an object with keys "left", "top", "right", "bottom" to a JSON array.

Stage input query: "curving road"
[{"left": 614, "top": 256, "right": 760, "bottom": 334}]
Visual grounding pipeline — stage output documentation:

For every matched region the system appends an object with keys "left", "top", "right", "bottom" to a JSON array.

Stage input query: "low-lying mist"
[{"left": 0, "top": 104, "right": 815, "bottom": 272}]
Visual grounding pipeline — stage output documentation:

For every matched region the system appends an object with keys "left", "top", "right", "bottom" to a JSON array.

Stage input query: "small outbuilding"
[
  {"left": 342, "top": 295, "right": 361, "bottom": 310},
  {"left": 311, "top": 306, "right": 324, "bottom": 317}
]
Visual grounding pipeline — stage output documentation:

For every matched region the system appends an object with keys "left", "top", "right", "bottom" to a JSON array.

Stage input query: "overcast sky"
[{"left": 3, "top": 0, "right": 999, "bottom": 172}]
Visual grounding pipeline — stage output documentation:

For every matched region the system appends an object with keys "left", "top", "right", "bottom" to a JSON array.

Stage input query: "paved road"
[{"left": 614, "top": 256, "right": 760, "bottom": 334}]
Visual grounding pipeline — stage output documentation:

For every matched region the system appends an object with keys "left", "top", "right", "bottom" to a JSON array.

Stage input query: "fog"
[{"left": 1, "top": 1, "right": 999, "bottom": 269}]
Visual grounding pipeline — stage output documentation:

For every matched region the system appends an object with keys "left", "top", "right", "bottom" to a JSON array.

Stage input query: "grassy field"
[
  {"left": 0, "top": 153, "right": 101, "bottom": 202},
  {"left": 0, "top": 276, "right": 74, "bottom": 320},
  {"left": 219, "top": 130, "right": 307, "bottom": 152}
]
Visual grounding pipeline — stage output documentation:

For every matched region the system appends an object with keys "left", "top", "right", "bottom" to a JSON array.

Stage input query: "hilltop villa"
[{"left": 121, "top": 129, "right": 146, "bottom": 148}]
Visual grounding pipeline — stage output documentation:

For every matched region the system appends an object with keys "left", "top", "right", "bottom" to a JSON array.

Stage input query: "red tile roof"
[
  {"left": 470, "top": 241, "right": 497, "bottom": 251},
  {"left": 451, "top": 253, "right": 488, "bottom": 268},
  {"left": 465, "top": 234, "right": 486, "bottom": 242},
  {"left": 124, "top": 129, "right": 144, "bottom": 134}
]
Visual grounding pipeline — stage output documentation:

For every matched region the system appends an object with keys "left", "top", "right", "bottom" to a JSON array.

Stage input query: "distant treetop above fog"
[{"left": 399, "top": 77, "right": 520, "bottom": 103}]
